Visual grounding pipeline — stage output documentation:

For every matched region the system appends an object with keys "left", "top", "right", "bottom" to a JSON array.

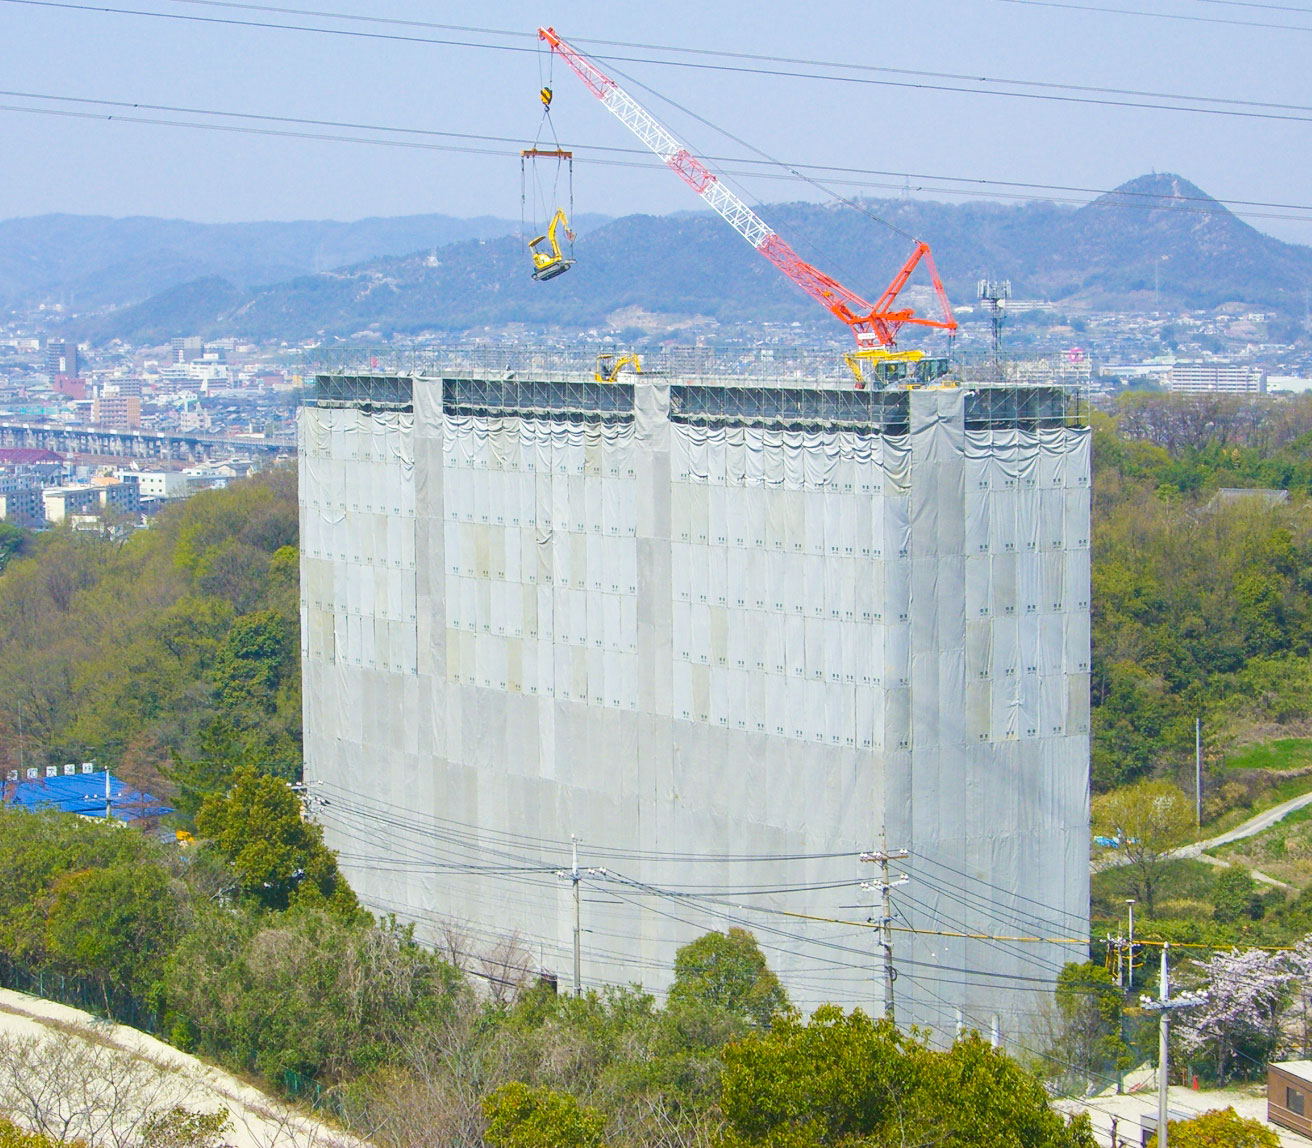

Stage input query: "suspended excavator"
[{"left": 539, "top": 26, "right": 958, "bottom": 388}]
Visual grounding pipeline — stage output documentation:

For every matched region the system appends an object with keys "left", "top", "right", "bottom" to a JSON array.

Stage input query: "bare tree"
[
  {"left": 476, "top": 932, "right": 531, "bottom": 1006},
  {"left": 0, "top": 1030, "right": 191, "bottom": 1148}
]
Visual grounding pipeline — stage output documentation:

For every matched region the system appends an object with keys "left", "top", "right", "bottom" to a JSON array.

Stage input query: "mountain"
[
  {"left": 0, "top": 212, "right": 603, "bottom": 311},
  {"left": 71, "top": 175, "right": 1312, "bottom": 344}
]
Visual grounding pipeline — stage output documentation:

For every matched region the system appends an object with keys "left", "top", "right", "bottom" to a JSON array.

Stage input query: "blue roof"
[{"left": 1, "top": 770, "right": 172, "bottom": 822}]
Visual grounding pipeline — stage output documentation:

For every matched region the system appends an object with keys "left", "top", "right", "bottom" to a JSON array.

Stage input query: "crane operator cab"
[{"left": 528, "top": 207, "right": 576, "bottom": 281}]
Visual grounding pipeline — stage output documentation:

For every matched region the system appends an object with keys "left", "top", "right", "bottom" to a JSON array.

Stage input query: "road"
[
  {"left": 1172, "top": 789, "right": 1312, "bottom": 856},
  {"left": 1094, "top": 788, "right": 1312, "bottom": 884}
]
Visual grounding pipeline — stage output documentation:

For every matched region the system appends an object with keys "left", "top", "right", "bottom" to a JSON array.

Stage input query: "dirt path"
[{"left": 0, "top": 988, "right": 367, "bottom": 1148}]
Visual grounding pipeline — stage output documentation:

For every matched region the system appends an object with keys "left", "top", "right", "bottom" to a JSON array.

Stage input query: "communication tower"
[{"left": 977, "top": 279, "right": 1011, "bottom": 382}]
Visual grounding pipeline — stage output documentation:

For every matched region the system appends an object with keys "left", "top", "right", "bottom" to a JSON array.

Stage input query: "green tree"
[
  {"left": 1212, "top": 869, "right": 1261, "bottom": 923},
  {"left": 717, "top": 1006, "right": 1093, "bottom": 1148},
  {"left": 0, "top": 523, "right": 28, "bottom": 572},
  {"left": 1047, "top": 962, "right": 1130, "bottom": 1092},
  {"left": 482, "top": 1083, "right": 607, "bottom": 1148},
  {"left": 1092, "top": 780, "right": 1194, "bottom": 914},
  {"left": 667, "top": 928, "right": 789, "bottom": 1029},
  {"left": 0, "top": 1116, "right": 62, "bottom": 1148},
  {"left": 137, "top": 1108, "right": 233, "bottom": 1148},
  {"left": 43, "top": 861, "right": 181, "bottom": 1010},
  {"left": 195, "top": 768, "right": 357, "bottom": 914},
  {"left": 1147, "top": 1108, "right": 1279, "bottom": 1148}
]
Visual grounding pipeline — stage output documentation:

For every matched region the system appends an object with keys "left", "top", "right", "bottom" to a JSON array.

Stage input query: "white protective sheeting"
[{"left": 301, "top": 380, "right": 1090, "bottom": 1044}]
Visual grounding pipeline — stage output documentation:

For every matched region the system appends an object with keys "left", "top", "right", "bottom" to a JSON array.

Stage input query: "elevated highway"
[{"left": 0, "top": 421, "right": 293, "bottom": 461}]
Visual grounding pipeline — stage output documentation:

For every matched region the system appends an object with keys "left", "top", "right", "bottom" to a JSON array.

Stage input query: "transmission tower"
[{"left": 977, "top": 278, "right": 1011, "bottom": 382}]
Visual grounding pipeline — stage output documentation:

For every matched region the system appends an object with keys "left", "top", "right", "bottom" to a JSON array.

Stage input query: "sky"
[{"left": 4, "top": 0, "right": 1312, "bottom": 243}]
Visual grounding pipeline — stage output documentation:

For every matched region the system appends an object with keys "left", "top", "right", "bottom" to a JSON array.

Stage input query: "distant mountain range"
[
  {"left": 13, "top": 174, "right": 1312, "bottom": 345},
  {"left": 0, "top": 211, "right": 607, "bottom": 311}
]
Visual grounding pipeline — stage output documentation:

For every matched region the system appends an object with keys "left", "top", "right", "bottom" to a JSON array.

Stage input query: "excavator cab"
[{"left": 528, "top": 207, "right": 576, "bottom": 282}]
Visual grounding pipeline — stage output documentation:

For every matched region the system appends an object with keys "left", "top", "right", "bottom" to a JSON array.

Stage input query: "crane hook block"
[{"left": 540, "top": 86, "right": 553, "bottom": 109}]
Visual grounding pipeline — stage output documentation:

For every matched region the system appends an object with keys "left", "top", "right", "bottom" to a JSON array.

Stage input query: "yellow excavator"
[
  {"left": 595, "top": 352, "right": 642, "bottom": 382},
  {"left": 529, "top": 207, "right": 576, "bottom": 282}
]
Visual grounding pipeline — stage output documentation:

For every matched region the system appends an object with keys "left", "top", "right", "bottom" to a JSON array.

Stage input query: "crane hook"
[{"left": 540, "top": 86, "right": 553, "bottom": 110}]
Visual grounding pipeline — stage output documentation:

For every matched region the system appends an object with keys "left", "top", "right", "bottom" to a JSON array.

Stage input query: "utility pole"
[
  {"left": 1141, "top": 944, "right": 1207, "bottom": 1148},
  {"left": 861, "top": 844, "right": 909, "bottom": 1024},
  {"left": 555, "top": 836, "right": 583, "bottom": 997},
  {"left": 1195, "top": 718, "right": 1202, "bottom": 829},
  {"left": 104, "top": 765, "right": 111, "bottom": 821},
  {"left": 1126, "top": 899, "right": 1136, "bottom": 990},
  {"left": 571, "top": 835, "right": 581, "bottom": 998}
]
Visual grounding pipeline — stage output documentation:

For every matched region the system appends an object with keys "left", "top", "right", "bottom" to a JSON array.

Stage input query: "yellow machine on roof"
[{"left": 595, "top": 352, "right": 642, "bottom": 382}]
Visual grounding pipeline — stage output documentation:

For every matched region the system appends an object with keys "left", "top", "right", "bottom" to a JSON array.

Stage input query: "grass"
[
  {"left": 1090, "top": 857, "right": 1217, "bottom": 923},
  {"left": 1225, "top": 737, "right": 1312, "bottom": 772}
]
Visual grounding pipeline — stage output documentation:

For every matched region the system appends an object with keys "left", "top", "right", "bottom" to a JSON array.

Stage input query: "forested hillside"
[
  {"left": 0, "top": 470, "right": 300, "bottom": 815},
  {"left": 1091, "top": 394, "right": 1312, "bottom": 792}
]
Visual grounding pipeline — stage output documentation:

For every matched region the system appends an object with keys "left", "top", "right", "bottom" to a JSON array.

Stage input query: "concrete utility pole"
[
  {"left": 1141, "top": 943, "right": 1207, "bottom": 1148},
  {"left": 571, "top": 835, "right": 581, "bottom": 998},
  {"left": 861, "top": 844, "right": 909, "bottom": 1024},
  {"left": 1126, "top": 899, "right": 1136, "bottom": 989},
  {"left": 1195, "top": 718, "right": 1203, "bottom": 829}
]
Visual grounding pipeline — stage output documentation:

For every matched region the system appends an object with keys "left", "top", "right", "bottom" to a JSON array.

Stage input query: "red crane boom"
[{"left": 539, "top": 26, "right": 957, "bottom": 350}]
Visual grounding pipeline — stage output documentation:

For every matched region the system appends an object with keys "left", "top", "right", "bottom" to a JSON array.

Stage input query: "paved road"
[
  {"left": 1173, "top": 789, "right": 1312, "bottom": 856},
  {"left": 1094, "top": 788, "right": 1312, "bottom": 876}
]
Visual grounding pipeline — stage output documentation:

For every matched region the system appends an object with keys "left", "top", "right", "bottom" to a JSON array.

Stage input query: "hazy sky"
[{"left": 4, "top": 0, "right": 1312, "bottom": 243}]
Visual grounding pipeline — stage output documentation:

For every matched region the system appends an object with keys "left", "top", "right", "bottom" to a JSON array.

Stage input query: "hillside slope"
[{"left": 81, "top": 174, "right": 1312, "bottom": 343}]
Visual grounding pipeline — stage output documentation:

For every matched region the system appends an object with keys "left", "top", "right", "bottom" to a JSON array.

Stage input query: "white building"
[
  {"left": 299, "top": 372, "right": 1091, "bottom": 1043},
  {"left": 130, "top": 470, "right": 191, "bottom": 499},
  {"left": 1168, "top": 361, "right": 1264, "bottom": 394}
]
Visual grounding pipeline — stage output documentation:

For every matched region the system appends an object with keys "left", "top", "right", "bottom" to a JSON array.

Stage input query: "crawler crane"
[{"left": 538, "top": 26, "right": 958, "bottom": 387}]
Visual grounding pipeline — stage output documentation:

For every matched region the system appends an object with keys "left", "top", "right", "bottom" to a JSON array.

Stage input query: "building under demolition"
[{"left": 299, "top": 355, "right": 1090, "bottom": 1039}]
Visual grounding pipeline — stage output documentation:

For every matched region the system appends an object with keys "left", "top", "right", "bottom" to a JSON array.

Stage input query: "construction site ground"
[{"left": 1055, "top": 1068, "right": 1299, "bottom": 1148}]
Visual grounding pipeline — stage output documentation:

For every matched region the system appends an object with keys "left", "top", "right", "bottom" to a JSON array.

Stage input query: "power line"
[
  {"left": 4, "top": 93, "right": 1312, "bottom": 229},
  {"left": 991, "top": 0, "right": 1312, "bottom": 31},
  {"left": 8, "top": 0, "right": 1312, "bottom": 123}
]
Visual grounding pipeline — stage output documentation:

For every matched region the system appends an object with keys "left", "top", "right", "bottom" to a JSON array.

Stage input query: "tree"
[
  {"left": 1212, "top": 869, "right": 1261, "bottom": 924},
  {"left": 717, "top": 1005, "right": 1094, "bottom": 1148},
  {"left": 1092, "top": 780, "right": 1194, "bottom": 914},
  {"left": 667, "top": 928, "right": 789, "bottom": 1028},
  {"left": 482, "top": 1083, "right": 607, "bottom": 1148},
  {"left": 137, "top": 1108, "right": 233, "bottom": 1148},
  {"left": 1147, "top": 1108, "right": 1279, "bottom": 1148},
  {"left": 1046, "top": 962, "right": 1130, "bottom": 1093},
  {"left": 1177, "top": 948, "right": 1291, "bottom": 1081},
  {"left": 43, "top": 861, "right": 181, "bottom": 1013},
  {"left": 194, "top": 768, "right": 357, "bottom": 913}
]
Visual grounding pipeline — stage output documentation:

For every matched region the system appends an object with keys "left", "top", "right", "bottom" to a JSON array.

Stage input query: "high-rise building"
[
  {"left": 44, "top": 340, "right": 78, "bottom": 379},
  {"left": 299, "top": 368, "right": 1091, "bottom": 1041}
]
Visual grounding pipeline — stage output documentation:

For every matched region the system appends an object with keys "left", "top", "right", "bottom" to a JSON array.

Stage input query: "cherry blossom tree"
[{"left": 1176, "top": 948, "right": 1291, "bottom": 1082}]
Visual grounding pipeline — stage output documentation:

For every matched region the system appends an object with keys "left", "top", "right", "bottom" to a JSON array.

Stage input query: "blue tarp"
[{"left": 1, "top": 770, "right": 172, "bottom": 822}]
